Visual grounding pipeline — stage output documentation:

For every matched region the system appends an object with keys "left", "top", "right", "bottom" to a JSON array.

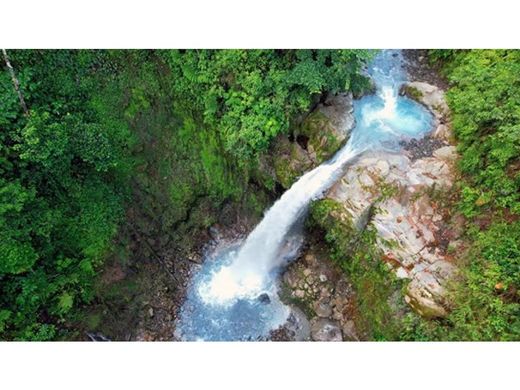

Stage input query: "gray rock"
[
  {"left": 314, "top": 301, "right": 333, "bottom": 318},
  {"left": 432, "top": 124, "right": 451, "bottom": 141},
  {"left": 341, "top": 320, "right": 359, "bottom": 341},
  {"left": 400, "top": 81, "right": 449, "bottom": 120},
  {"left": 283, "top": 270, "right": 299, "bottom": 289},
  {"left": 376, "top": 160, "right": 390, "bottom": 176},
  {"left": 324, "top": 146, "right": 457, "bottom": 318},
  {"left": 320, "top": 93, "right": 356, "bottom": 141},
  {"left": 208, "top": 225, "right": 222, "bottom": 240},
  {"left": 310, "top": 318, "right": 343, "bottom": 341},
  {"left": 287, "top": 307, "right": 311, "bottom": 341},
  {"left": 320, "top": 287, "right": 331, "bottom": 299},
  {"left": 405, "top": 280, "right": 447, "bottom": 318},
  {"left": 433, "top": 145, "right": 457, "bottom": 162}
]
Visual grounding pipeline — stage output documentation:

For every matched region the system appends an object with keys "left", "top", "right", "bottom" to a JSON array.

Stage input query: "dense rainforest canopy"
[
  {"left": 0, "top": 49, "right": 518, "bottom": 340},
  {"left": 0, "top": 49, "right": 371, "bottom": 340}
]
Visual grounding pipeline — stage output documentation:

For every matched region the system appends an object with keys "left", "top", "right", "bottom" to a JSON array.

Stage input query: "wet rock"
[
  {"left": 310, "top": 318, "right": 343, "bottom": 341},
  {"left": 286, "top": 307, "right": 311, "bottom": 341},
  {"left": 257, "top": 293, "right": 271, "bottom": 305},
  {"left": 263, "top": 93, "right": 356, "bottom": 189},
  {"left": 401, "top": 136, "right": 446, "bottom": 161},
  {"left": 208, "top": 225, "right": 222, "bottom": 241}
]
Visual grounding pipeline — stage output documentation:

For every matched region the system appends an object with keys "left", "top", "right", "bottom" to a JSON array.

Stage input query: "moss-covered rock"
[
  {"left": 272, "top": 136, "right": 314, "bottom": 189},
  {"left": 301, "top": 111, "right": 344, "bottom": 164},
  {"left": 257, "top": 93, "right": 356, "bottom": 190},
  {"left": 400, "top": 84, "right": 424, "bottom": 101},
  {"left": 301, "top": 93, "right": 355, "bottom": 165},
  {"left": 399, "top": 81, "right": 449, "bottom": 121},
  {"left": 309, "top": 199, "right": 358, "bottom": 248}
]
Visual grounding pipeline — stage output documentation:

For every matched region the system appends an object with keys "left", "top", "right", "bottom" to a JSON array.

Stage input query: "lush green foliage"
[
  {"left": 162, "top": 50, "right": 371, "bottom": 162},
  {"left": 424, "top": 49, "right": 520, "bottom": 340},
  {"left": 432, "top": 50, "right": 520, "bottom": 215},
  {"left": 444, "top": 221, "right": 520, "bottom": 340},
  {"left": 0, "top": 50, "right": 131, "bottom": 339},
  {"left": 1, "top": 49, "right": 370, "bottom": 340}
]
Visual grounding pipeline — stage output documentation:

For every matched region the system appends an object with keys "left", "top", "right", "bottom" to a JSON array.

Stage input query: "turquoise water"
[{"left": 175, "top": 50, "right": 433, "bottom": 341}]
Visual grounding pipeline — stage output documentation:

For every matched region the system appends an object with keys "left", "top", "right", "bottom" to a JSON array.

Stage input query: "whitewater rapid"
[{"left": 175, "top": 50, "right": 433, "bottom": 341}]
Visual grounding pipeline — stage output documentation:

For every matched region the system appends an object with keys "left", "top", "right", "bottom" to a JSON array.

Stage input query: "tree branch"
[{"left": 2, "top": 49, "right": 29, "bottom": 116}]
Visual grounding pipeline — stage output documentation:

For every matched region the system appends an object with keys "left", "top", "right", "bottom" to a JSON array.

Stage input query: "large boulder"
[
  {"left": 310, "top": 318, "right": 343, "bottom": 341},
  {"left": 300, "top": 93, "right": 355, "bottom": 165},
  {"left": 323, "top": 140, "right": 459, "bottom": 318},
  {"left": 271, "top": 136, "right": 314, "bottom": 189},
  {"left": 400, "top": 81, "right": 449, "bottom": 120},
  {"left": 260, "top": 93, "right": 355, "bottom": 190}
]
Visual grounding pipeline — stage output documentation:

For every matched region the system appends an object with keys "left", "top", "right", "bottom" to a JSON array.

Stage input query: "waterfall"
[
  {"left": 198, "top": 142, "right": 360, "bottom": 306},
  {"left": 176, "top": 50, "right": 433, "bottom": 340}
]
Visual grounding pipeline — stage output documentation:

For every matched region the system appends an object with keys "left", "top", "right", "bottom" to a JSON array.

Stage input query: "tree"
[{"left": 2, "top": 49, "right": 28, "bottom": 116}]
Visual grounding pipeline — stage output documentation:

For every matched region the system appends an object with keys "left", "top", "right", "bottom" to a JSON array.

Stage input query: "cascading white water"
[
  {"left": 176, "top": 50, "right": 433, "bottom": 341},
  {"left": 198, "top": 142, "right": 360, "bottom": 306}
]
